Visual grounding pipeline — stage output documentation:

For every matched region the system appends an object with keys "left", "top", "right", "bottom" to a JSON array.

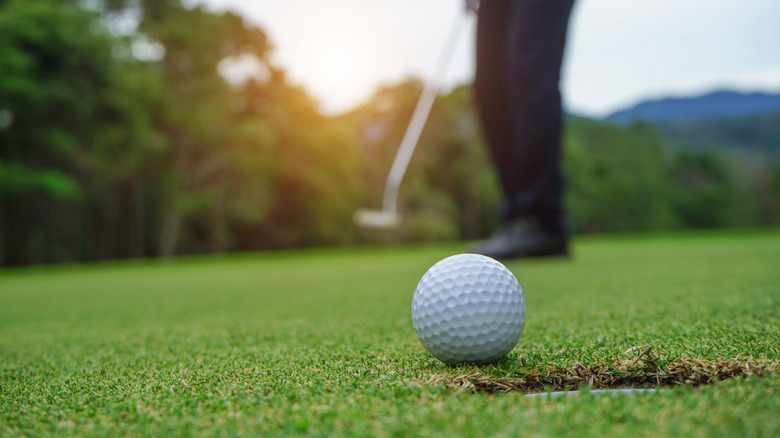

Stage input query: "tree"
[
  {"left": 128, "top": 1, "right": 278, "bottom": 256},
  {"left": 563, "top": 120, "right": 679, "bottom": 233},
  {"left": 0, "top": 0, "right": 161, "bottom": 264},
  {"left": 669, "top": 150, "right": 749, "bottom": 228}
]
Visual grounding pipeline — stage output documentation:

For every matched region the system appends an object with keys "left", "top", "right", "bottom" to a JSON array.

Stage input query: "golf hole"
[{"left": 421, "top": 350, "right": 779, "bottom": 396}]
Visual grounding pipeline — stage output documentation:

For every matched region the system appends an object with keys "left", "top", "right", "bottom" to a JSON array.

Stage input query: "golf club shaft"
[{"left": 381, "top": 12, "right": 470, "bottom": 214}]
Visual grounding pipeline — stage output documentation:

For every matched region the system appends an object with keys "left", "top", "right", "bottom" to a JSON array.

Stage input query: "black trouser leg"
[{"left": 475, "top": 0, "right": 575, "bottom": 233}]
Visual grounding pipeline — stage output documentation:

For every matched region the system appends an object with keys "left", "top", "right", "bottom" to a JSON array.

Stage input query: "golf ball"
[{"left": 411, "top": 254, "right": 525, "bottom": 365}]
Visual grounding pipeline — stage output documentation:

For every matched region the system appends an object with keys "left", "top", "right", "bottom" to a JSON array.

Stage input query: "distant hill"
[
  {"left": 657, "top": 113, "right": 780, "bottom": 156},
  {"left": 605, "top": 91, "right": 780, "bottom": 125},
  {"left": 601, "top": 90, "right": 780, "bottom": 157}
]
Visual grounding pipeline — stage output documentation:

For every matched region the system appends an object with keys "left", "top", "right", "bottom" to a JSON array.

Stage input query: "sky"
[{"left": 198, "top": 0, "right": 780, "bottom": 117}]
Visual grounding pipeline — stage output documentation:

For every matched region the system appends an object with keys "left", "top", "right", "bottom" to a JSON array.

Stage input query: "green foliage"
[
  {"left": 1, "top": 0, "right": 778, "bottom": 266},
  {"left": 563, "top": 121, "right": 679, "bottom": 233},
  {"left": 0, "top": 0, "right": 162, "bottom": 264},
  {"left": 561, "top": 119, "right": 778, "bottom": 234},
  {"left": 0, "top": 161, "right": 80, "bottom": 198},
  {"left": 658, "top": 113, "right": 780, "bottom": 157},
  {"left": 0, "top": 0, "right": 365, "bottom": 264},
  {"left": 416, "top": 86, "right": 501, "bottom": 239},
  {"left": 130, "top": 2, "right": 280, "bottom": 256},
  {"left": 669, "top": 151, "right": 745, "bottom": 228},
  {"left": 234, "top": 72, "right": 365, "bottom": 249},
  {"left": 0, "top": 0, "right": 118, "bottom": 161}
]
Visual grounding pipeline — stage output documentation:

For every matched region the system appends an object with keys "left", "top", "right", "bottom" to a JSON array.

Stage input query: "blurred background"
[{"left": 1, "top": 0, "right": 779, "bottom": 267}]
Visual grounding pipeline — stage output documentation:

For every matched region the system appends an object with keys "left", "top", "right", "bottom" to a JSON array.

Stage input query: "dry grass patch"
[{"left": 423, "top": 348, "right": 780, "bottom": 394}]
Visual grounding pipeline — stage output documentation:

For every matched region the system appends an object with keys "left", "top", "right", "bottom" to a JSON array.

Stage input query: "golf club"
[{"left": 354, "top": 11, "right": 472, "bottom": 229}]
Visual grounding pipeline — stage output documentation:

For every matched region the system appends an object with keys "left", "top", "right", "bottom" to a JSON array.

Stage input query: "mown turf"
[{"left": 1, "top": 231, "right": 779, "bottom": 436}]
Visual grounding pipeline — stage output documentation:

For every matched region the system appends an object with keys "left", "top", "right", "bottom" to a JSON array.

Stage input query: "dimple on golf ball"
[{"left": 411, "top": 254, "right": 525, "bottom": 365}]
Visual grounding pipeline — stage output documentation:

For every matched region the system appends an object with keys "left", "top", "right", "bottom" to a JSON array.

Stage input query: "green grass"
[{"left": 1, "top": 230, "right": 779, "bottom": 436}]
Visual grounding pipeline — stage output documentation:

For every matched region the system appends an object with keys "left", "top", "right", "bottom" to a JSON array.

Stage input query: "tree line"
[{"left": 1, "top": 0, "right": 779, "bottom": 267}]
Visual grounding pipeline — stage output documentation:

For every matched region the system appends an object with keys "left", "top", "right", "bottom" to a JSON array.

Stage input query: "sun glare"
[
  {"left": 288, "top": 40, "right": 371, "bottom": 114},
  {"left": 255, "top": 2, "right": 408, "bottom": 115},
  {"left": 322, "top": 49, "right": 354, "bottom": 81},
  {"left": 292, "top": 32, "right": 380, "bottom": 115},
  {"left": 312, "top": 46, "right": 363, "bottom": 106},
  {"left": 234, "top": 1, "right": 468, "bottom": 115}
]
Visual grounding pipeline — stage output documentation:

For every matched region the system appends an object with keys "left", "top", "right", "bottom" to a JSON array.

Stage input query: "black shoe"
[{"left": 469, "top": 218, "right": 569, "bottom": 260}]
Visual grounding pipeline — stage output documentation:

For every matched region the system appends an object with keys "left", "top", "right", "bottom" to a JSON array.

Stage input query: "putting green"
[{"left": 1, "top": 230, "right": 778, "bottom": 436}]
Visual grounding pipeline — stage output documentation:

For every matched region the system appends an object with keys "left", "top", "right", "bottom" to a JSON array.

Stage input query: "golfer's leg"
[
  {"left": 474, "top": 0, "right": 513, "bottom": 195},
  {"left": 503, "top": 0, "right": 575, "bottom": 233}
]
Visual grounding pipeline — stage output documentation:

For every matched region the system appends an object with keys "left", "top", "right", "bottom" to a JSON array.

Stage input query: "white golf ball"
[{"left": 411, "top": 254, "right": 525, "bottom": 365}]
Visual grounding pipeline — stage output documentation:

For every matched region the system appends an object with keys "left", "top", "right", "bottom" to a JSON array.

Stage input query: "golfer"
[{"left": 469, "top": 0, "right": 576, "bottom": 259}]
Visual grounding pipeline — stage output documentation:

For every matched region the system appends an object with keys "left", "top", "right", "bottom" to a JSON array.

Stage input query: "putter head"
[{"left": 353, "top": 209, "right": 401, "bottom": 229}]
